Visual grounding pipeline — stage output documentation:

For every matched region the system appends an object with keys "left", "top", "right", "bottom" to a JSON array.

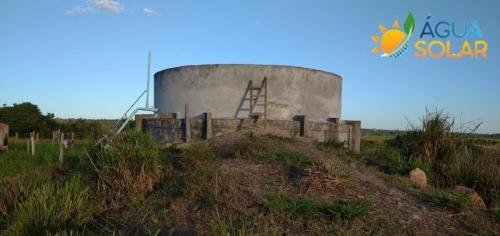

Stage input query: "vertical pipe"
[{"left": 146, "top": 51, "right": 151, "bottom": 108}]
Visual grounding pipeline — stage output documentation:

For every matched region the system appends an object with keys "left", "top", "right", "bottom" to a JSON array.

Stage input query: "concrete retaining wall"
[{"left": 139, "top": 115, "right": 360, "bottom": 153}]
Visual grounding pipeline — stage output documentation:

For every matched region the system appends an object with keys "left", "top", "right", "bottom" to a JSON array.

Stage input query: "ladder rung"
[
  {"left": 249, "top": 87, "right": 261, "bottom": 90},
  {"left": 254, "top": 103, "right": 266, "bottom": 106}
]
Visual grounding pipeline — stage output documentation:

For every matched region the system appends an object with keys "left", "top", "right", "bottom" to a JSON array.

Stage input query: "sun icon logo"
[{"left": 372, "top": 11, "right": 415, "bottom": 58}]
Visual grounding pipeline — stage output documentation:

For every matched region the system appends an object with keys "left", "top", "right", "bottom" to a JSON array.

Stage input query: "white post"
[{"left": 30, "top": 134, "right": 35, "bottom": 156}]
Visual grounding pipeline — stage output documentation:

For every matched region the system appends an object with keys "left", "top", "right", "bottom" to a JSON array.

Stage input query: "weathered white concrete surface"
[
  {"left": 154, "top": 64, "right": 342, "bottom": 122},
  {"left": 0, "top": 122, "right": 8, "bottom": 151}
]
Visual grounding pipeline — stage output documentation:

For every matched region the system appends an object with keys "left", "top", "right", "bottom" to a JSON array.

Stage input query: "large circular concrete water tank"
[{"left": 154, "top": 64, "right": 342, "bottom": 122}]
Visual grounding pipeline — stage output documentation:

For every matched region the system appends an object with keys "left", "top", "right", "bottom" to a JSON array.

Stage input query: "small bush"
[
  {"left": 385, "top": 110, "right": 499, "bottom": 207},
  {"left": 384, "top": 150, "right": 425, "bottom": 175},
  {"left": 83, "top": 132, "right": 162, "bottom": 208},
  {"left": 423, "top": 189, "right": 471, "bottom": 212},
  {"left": 6, "top": 178, "right": 99, "bottom": 234}
]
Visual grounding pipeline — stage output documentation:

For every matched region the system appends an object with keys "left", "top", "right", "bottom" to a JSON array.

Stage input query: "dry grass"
[{"left": 1, "top": 131, "right": 498, "bottom": 234}]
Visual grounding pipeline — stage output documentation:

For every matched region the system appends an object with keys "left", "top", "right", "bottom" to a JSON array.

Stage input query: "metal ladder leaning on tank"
[{"left": 247, "top": 77, "right": 267, "bottom": 120}]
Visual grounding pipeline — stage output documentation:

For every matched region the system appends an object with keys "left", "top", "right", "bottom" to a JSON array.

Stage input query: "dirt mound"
[
  {"left": 162, "top": 132, "right": 497, "bottom": 235},
  {"left": 218, "top": 159, "right": 282, "bottom": 212}
]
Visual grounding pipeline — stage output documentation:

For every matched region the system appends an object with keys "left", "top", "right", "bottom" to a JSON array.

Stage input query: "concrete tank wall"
[{"left": 154, "top": 64, "right": 342, "bottom": 122}]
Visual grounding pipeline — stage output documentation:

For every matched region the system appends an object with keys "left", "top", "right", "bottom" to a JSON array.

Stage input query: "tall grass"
[
  {"left": 82, "top": 132, "right": 162, "bottom": 209},
  {"left": 386, "top": 109, "right": 499, "bottom": 207},
  {"left": 5, "top": 178, "right": 98, "bottom": 234}
]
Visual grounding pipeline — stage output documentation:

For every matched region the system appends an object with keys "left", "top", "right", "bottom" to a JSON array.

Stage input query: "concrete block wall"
[{"left": 139, "top": 114, "right": 360, "bottom": 152}]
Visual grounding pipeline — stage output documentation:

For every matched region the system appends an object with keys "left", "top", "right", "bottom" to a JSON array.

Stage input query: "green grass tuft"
[
  {"left": 423, "top": 189, "right": 471, "bottom": 212},
  {"left": 6, "top": 178, "right": 99, "bottom": 235}
]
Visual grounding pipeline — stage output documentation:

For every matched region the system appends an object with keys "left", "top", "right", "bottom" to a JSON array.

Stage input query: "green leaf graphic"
[{"left": 404, "top": 11, "right": 415, "bottom": 35}]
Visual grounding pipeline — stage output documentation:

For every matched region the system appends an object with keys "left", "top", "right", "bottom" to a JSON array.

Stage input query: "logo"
[
  {"left": 372, "top": 11, "right": 488, "bottom": 59},
  {"left": 372, "top": 12, "right": 415, "bottom": 58}
]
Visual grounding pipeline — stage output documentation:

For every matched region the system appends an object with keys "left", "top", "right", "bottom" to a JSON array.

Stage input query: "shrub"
[
  {"left": 384, "top": 150, "right": 425, "bottom": 175},
  {"left": 6, "top": 178, "right": 98, "bottom": 234},
  {"left": 83, "top": 132, "right": 162, "bottom": 208},
  {"left": 386, "top": 109, "right": 499, "bottom": 207}
]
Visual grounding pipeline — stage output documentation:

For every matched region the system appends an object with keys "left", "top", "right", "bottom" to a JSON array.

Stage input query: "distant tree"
[
  {"left": 59, "top": 118, "right": 104, "bottom": 140},
  {"left": 0, "top": 102, "right": 57, "bottom": 137},
  {"left": 0, "top": 102, "right": 106, "bottom": 139}
]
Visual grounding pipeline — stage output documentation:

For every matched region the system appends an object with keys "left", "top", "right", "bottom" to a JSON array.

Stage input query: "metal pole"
[{"left": 146, "top": 51, "right": 151, "bottom": 108}]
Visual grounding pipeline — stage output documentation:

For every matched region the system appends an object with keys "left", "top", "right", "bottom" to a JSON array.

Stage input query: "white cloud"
[
  {"left": 66, "top": 5, "right": 95, "bottom": 14},
  {"left": 92, "top": 0, "right": 123, "bottom": 13},
  {"left": 66, "top": 0, "right": 124, "bottom": 14},
  {"left": 143, "top": 8, "right": 157, "bottom": 14}
]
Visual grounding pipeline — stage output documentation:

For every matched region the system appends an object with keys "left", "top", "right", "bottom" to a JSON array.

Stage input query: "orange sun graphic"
[{"left": 372, "top": 12, "right": 415, "bottom": 58}]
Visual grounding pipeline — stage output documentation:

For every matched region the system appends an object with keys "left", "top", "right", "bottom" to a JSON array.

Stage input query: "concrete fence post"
[
  {"left": 185, "top": 103, "right": 191, "bottom": 142},
  {"left": 351, "top": 121, "right": 361, "bottom": 153},
  {"left": 59, "top": 132, "right": 64, "bottom": 165},
  {"left": 299, "top": 115, "right": 307, "bottom": 137},
  {"left": 30, "top": 132, "right": 35, "bottom": 157},
  {"left": 204, "top": 112, "right": 212, "bottom": 139}
]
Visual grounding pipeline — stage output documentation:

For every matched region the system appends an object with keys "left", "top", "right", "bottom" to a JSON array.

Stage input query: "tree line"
[{"left": 0, "top": 102, "right": 106, "bottom": 140}]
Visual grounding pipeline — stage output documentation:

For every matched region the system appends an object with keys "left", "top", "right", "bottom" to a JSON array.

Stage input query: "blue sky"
[{"left": 0, "top": 0, "right": 499, "bottom": 133}]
